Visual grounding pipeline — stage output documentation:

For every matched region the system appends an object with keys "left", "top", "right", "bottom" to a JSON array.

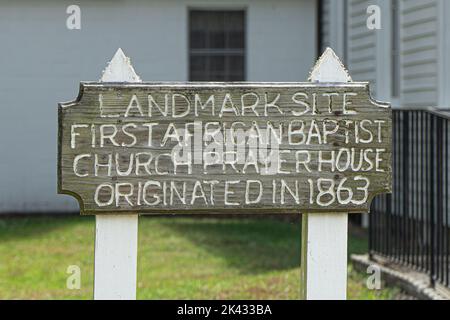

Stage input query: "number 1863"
[{"left": 308, "top": 176, "right": 370, "bottom": 207}]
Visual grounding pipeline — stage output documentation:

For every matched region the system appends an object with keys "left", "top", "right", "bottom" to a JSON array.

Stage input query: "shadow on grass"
[
  {"left": 347, "top": 229, "right": 368, "bottom": 255},
  {"left": 157, "top": 217, "right": 302, "bottom": 275},
  {"left": 0, "top": 216, "right": 93, "bottom": 242}
]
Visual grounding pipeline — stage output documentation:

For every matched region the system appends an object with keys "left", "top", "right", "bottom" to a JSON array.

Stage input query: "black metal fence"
[{"left": 370, "top": 107, "right": 450, "bottom": 290}]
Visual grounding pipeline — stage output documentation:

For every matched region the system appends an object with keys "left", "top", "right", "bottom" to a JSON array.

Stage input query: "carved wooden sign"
[
  {"left": 58, "top": 84, "right": 391, "bottom": 215},
  {"left": 58, "top": 52, "right": 391, "bottom": 216}
]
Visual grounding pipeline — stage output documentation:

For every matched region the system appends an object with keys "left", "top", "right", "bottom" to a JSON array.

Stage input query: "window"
[{"left": 189, "top": 10, "right": 245, "bottom": 81}]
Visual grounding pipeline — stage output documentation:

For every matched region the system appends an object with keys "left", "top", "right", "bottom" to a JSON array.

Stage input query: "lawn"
[{"left": 0, "top": 216, "right": 400, "bottom": 300}]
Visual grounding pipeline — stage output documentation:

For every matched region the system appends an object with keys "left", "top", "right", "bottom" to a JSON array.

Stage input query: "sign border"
[{"left": 58, "top": 81, "right": 392, "bottom": 215}]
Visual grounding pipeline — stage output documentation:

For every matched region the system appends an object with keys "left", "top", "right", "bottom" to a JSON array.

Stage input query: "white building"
[
  {"left": 321, "top": 0, "right": 450, "bottom": 108},
  {"left": 0, "top": 0, "right": 318, "bottom": 213}
]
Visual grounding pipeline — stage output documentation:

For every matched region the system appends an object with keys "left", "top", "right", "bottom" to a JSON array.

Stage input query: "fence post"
[
  {"left": 93, "top": 49, "right": 141, "bottom": 300},
  {"left": 428, "top": 114, "right": 435, "bottom": 287},
  {"left": 402, "top": 112, "right": 409, "bottom": 264},
  {"left": 436, "top": 116, "right": 443, "bottom": 286},
  {"left": 300, "top": 48, "right": 351, "bottom": 300}
]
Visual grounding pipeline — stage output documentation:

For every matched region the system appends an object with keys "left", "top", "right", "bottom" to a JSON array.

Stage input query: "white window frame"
[{"left": 375, "top": 0, "right": 400, "bottom": 107}]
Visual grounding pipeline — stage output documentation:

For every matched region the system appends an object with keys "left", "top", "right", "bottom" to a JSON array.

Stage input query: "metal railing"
[{"left": 370, "top": 107, "right": 450, "bottom": 290}]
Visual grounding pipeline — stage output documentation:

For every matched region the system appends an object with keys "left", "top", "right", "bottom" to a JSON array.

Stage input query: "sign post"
[
  {"left": 95, "top": 49, "right": 140, "bottom": 300},
  {"left": 300, "top": 48, "right": 354, "bottom": 300},
  {"left": 58, "top": 48, "right": 392, "bottom": 300}
]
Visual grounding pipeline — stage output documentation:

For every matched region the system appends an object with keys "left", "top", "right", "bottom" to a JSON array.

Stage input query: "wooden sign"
[
  {"left": 58, "top": 81, "right": 391, "bottom": 215},
  {"left": 58, "top": 48, "right": 391, "bottom": 301}
]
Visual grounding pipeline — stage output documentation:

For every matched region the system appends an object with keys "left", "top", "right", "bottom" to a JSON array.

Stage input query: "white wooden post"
[
  {"left": 300, "top": 48, "right": 352, "bottom": 300},
  {"left": 94, "top": 49, "right": 141, "bottom": 300}
]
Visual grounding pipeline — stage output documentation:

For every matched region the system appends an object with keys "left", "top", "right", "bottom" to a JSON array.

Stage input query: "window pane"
[
  {"left": 226, "top": 12, "right": 245, "bottom": 49},
  {"left": 189, "top": 10, "right": 245, "bottom": 81},
  {"left": 209, "top": 12, "right": 226, "bottom": 49},
  {"left": 190, "top": 11, "right": 208, "bottom": 49},
  {"left": 227, "top": 55, "right": 244, "bottom": 81},
  {"left": 229, "top": 55, "right": 244, "bottom": 73},
  {"left": 210, "top": 56, "right": 226, "bottom": 73},
  {"left": 190, "top": 55, "right": 209, "bottom": 81},
  {"left": 190, "top": 30, "right": 206, "bottom": 49},
  {"left": 228, "top": 31, "right": 244, "bottom": 49}
]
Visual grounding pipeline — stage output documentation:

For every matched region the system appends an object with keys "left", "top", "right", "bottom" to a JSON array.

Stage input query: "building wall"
[
  {"left": 346, "top": 0, "right": 377, "bottom": 97},
  {"left": 0, "top": 0, "right": 317, "bottom": 213},
  {"left": 321, "top": 0, "right": 449, "bottom": 107},
  {"left": 400, "top": 0, "right": 439, "bottom": 107}
]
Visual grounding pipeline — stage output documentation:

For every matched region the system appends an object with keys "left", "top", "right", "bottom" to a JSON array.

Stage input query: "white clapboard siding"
[
  {"left": 346, "top": 0, "right": 377, "bottom": 97},
  {"left": 400, "top": 0, "right": 438, "bottom": 107},
  {"left": 320, "top": 0, "right": 331, "bottom": 51}
]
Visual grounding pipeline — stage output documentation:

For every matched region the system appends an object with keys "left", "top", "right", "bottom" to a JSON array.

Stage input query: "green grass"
[{"left": 0, "top": 216, "right": 400, "bottom": 300}]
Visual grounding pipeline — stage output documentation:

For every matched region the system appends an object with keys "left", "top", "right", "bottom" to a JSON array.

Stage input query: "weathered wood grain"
[{"left": 58, "top": 82, "right": 392, "bottom": 215}]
